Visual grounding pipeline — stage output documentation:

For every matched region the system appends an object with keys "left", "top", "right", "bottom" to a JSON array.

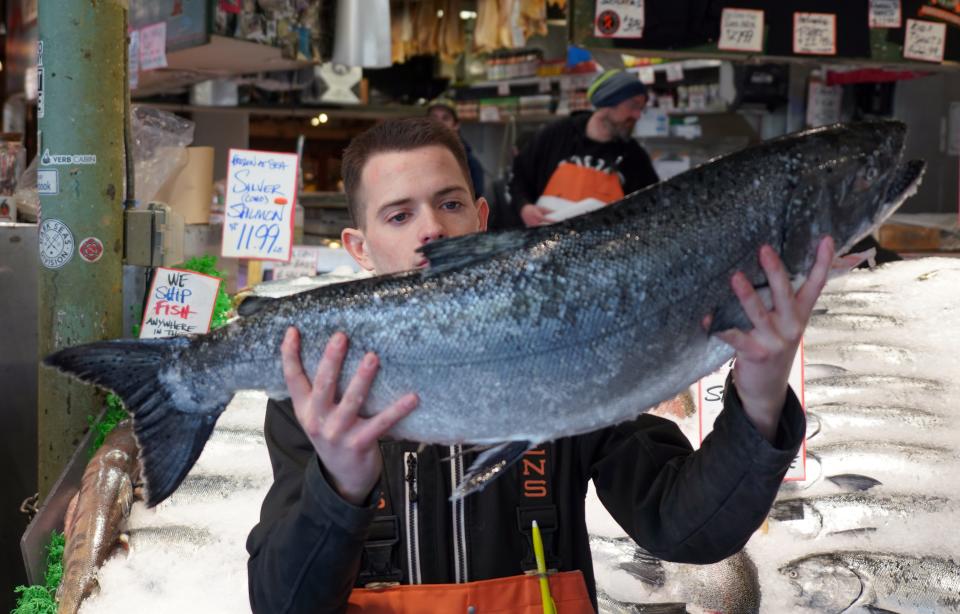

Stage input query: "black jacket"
[
  {"left": 246, "top": 378, "right": 804, "bottom": 613},
  {"left": 508, "top": 112, "right": 659, "bottom": 218}
]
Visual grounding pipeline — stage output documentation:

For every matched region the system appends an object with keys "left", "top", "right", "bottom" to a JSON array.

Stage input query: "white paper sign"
[
  {"left": 637, "top": 66, "right": 656, "bottom": 85},
  {"left": 697, "top": 342, "right": 807, "bottom": 482},
  {"left": 793, "top": 12, "right": 837, "bottom": 56},
  {"left": 806, "top": 80, "right": 843, "bottom": 128},
  {"left": 222, "top": 149, "right": 299, "bottom": 261},
  {"left": 139, "top": 22, "right": 168, "bottom": 71},
  {"left": 719, "top": 8, "right": 764, "bottom": 53},
  {"left": 903, "top": 19, "right": 946, "bottom": 64},
  {"left": 129, "top": 30, "right": 140, "bottom": 90},
  {"left": 140, "top": 267, "right": 222, "bottom": 339},
  {"left": 665, "top": 63, "right": 685, "bottom": 83},
  {"left": 594, "top": 0, "right": 644, "bottom": 39},
  {"left": 37, "top": 169, "right": 59, "bottom": 195},
  {"left": 268, "top": 245, "right": 321, "bottom": 280},
  {"left": 869, "top": 0, "right": 901, "bottom": 28}
]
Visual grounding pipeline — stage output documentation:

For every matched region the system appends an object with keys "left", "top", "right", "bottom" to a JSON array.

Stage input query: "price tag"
[
  {"left": 140, "top": 267, "right": 222, "bottom": 339},
  {"left": 869, "top": 0, "right": 901, "bottom": 29},
  {"left": 793, "top": 12, "right": 837, "bottom": 56},
  {"left": 806, "top": 79, "right": 843, "bottom": 128},
  {"left": 497, "top": 82, "right": 510, "bottom": 96},
  {"left": 139, "top": 22, "right": 168, "bottom": 71},
  {"left": 697, "top": 342, "right": 807, "bottom": 482},
  {"left": 594, "top": 0, "right": 644, "bottom": 39},
  {"left": 637, "top": 66, "right": 655, "bottom": 85},
  {"left": 268, "top": 245, "right": 321, "bottom": 280},
  {"left": 479, "top": 105, "right": 501, "bottom": 122},
  {"left": 718, "top": 8, "right": 764, "bottom": 53},
  {"left": 903, "top": 19, "right": 946, "bottom": 64},
  {"left": 222, "top": 149, "right": 299, "bottom": 261},
  {"left": 665, "top": 63, "right": 685, "bottom": 83}
]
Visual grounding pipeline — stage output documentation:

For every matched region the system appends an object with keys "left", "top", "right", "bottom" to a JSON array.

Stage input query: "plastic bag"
[{"left": 131, "top": 105, "right": 195, "bottom": 206}]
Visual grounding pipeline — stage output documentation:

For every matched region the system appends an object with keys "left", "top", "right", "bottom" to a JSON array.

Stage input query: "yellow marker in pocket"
[{"left": 532, "top": 520, "right": 556, "bottom": 614}]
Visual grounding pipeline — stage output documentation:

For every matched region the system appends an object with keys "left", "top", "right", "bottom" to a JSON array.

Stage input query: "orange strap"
[
  {"left": 541, "top": 162, "right": 625, "bottom": 205},
  {"left": 347, "top": 570, "right": 595, "bottom": 614}
]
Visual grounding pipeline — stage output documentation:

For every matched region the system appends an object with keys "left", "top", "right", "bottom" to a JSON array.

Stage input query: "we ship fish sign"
[
  {"left": 140, "top": 268, "right": 221, "bottom": 339},
  {"left": 697, "top": 342, "right": 807, "bottom": 482},
  {"left": 222, "top": 149, "right": 299, "bottom": 261}
]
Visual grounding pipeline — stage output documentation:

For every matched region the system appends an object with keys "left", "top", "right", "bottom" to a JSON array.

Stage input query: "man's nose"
[{"left": 419, "top": 208, "right": 446, "bottom": 244}]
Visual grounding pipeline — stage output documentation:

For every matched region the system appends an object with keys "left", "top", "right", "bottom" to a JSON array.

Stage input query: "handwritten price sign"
[
  {"left": 140, "top": 268, "right": 222, "bottom": 339},
  {"left": 869, "top": 0, "right": 901, "bottom": 29},
  {"left": 697, "top": 342, "right": 807, "bottom": 482},
  {"left": 719, "top": 8, "right": 764, "bottom": 53},
  {"left": 221, "top": 149, "right": 299, "bottom": 261},
  {"left": 793, "top": 12, "right": 837, "bottom": 56},
  {"left": 904, "top": 19, "right": 946, "bottom": 64},
  {"left": 594, "top": 0, "right": 644, "bottom": 39}
]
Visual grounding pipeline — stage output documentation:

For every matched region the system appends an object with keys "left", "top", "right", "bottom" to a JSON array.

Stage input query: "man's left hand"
[{"left": 707, "top": 236, "right": 834, "bottom": 442}]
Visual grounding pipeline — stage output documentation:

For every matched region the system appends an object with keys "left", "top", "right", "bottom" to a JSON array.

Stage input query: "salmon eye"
[{"left": 866, "top": 167, "right": 878, "bottom": 181}]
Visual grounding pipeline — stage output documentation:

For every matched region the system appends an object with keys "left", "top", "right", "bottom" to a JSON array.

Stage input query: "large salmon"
[{"left": 45, "top": 121, "right": 924, "bottom": 506}]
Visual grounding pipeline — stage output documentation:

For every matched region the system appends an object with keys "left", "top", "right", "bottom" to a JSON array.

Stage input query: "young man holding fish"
[{"left": 246, "top": 117, "right": 833, "bottom": 612}]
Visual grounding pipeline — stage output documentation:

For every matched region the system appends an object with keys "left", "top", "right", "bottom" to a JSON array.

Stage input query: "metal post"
[{"left": 37, "top": 0, "right": 128, "bottom": 497}]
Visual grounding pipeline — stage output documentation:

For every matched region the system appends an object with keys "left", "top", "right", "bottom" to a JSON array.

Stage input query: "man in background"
[
  {"left": 427, "top": 97, "right": 485, "bottom": 198},
  {"left": 510, "top": 69, "right": 659, "bottom": 227}
]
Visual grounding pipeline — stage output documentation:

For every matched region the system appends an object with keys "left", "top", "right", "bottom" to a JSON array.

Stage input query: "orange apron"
[
  {"left": 540, "top": 162, "right": 625, "bottom": 206},
  {"left": 347, "top": 570, "right": 596, "bottom": 613}
]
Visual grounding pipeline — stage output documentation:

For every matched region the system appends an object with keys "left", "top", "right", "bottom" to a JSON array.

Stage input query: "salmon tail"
[
  {"left": 44, "top": 338, "right": 220, "bottom": 507},
  {"left": 451, "top": 441, "right": 533, "bottom": 500}
]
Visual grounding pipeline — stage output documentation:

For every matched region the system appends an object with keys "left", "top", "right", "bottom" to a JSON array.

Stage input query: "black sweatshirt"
[
  {"left": 246, "top": 376, "right": 804, "bottom": 614},
  {"left": 508, "top": 112, "right": 659, "bottom": 213}
]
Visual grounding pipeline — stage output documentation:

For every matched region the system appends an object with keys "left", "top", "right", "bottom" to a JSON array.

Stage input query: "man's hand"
[
  {"left": 280, "top": 328, "right": 419, "bottom": 505},
  {"left": 520, "top": 203, "right": 552, "bottom": 227},
  {"left": 709, "top": 237, "right": 834, "bottom": 442}
]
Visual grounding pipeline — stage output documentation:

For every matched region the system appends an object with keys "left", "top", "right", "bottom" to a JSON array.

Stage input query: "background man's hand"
[
  {"left": 709, "top": 237, "right": 834, "bottom": 442},
  {"left": 520, "top": 203, "right": 552, "bottom": 227},
  {"left": 280, "top": 328, "right": 418, "bottom": 505}
]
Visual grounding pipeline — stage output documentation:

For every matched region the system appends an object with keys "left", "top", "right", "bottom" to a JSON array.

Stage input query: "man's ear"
[
  {"left": 341, "top": 227, "right": 376, "bottom": 271},
  {"left": 475, "top": 197, "right": 490, "bottom": 232}
]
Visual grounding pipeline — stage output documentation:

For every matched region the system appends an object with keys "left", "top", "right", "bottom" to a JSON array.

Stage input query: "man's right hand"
[
  {"left": 520, "top": 203, "right": 552, "bottom": 227},
  {"left": 280, "top": 327, "right": 419, "bottom": 506}
]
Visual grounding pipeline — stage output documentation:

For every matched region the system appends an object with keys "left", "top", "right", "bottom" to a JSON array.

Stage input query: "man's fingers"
[
  {"left": 715, "top": 329, "right": 770, "bottom": 362},
  {"left": 796, "top": 236, "right": 834, "bottom": 314},
  {"left": 731, "top": 272, "right": 774, "bottom": 334},
  {"left": 312, "top": 332, "right": 349, "bottom": 410},
  {"left": 352, "top": 394, "right": 419, "bottom": 450},
  {"left": 325, "top": 352, "right": 380, "bottom": 437},
  {"left": 280, "top": 327, "right": 312, "bottom": 408},
  {"left": 759, "top": 245, "right": 795, "bottom": 316}
]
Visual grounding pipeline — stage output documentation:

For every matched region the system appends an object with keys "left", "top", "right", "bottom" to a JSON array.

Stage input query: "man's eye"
[
  {"left": 389, "top": 212, "right": 409, "bottom": 223},
  {"left": 441, "top": 201, "right": 462, "bottom": 211}
]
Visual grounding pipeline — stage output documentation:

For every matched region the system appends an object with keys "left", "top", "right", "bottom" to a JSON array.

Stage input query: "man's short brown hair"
[{"left": 341, "top": 117, "right": 474, "bottom": 227}]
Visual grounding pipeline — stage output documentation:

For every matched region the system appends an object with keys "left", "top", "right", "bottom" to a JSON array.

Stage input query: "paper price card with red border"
[
  {"left": 903, "top": 19, "right": 946, "bottom": 64},
  {"left": 869, "top": 0, "right": 902, "bottom": 28},
  {"left": 697, "top": 342, "right": 807, "bottom": 482},
  {"left": 222, "top": 149, "right": 299, "bottom": 262},
  {"left": 140, "top": 267, "right": 222, "bottom": 339},
  {"left": 594, "top": 0, "right": 644, "bottom": 39},
  {"left": 793, "top": 12, "right": 837, "bottom": 56},
  {"left": 719, "top": 8, "right": 764, "bottom": 53}
]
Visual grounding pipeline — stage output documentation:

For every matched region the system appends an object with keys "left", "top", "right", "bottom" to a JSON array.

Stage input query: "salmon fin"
[
  {"left": 864, "top": 606, "right": 902, "bottom": 614},
  {"left": 451, "top": 441, "right": 533, "bottom": 500},
  {"left": 769, "top": 499, "right": 805, "bottom": 522},
  {"left": 44, "top": 337, "right": 222, "bottom": 507},
  {"left": 806, "top": 411, "right": 822, "bottom": 440},
  {"left": 237, "top": 295, "right": 278, "bottom": 317},
  {"left": 707, "top": 284, "right": 772, "bottom": 334},
  {"left": 418, "top": 230, "right": 530, "bottom": 275},
  {"left": 828, "top": 474, "right": 883, "bottom": 492}
]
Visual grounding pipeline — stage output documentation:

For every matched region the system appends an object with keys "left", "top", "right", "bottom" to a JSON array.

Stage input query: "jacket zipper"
[
  {"left": 404, "top": 451, "right": 422, "bottom": 584},
  {"left": 449, "top": 445, "right": 469, "bottom": 583}
]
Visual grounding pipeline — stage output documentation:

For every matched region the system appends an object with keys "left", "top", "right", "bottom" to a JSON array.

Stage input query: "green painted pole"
[{"left": 37, "top": 0, "right": 128, "bottom": 497}]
